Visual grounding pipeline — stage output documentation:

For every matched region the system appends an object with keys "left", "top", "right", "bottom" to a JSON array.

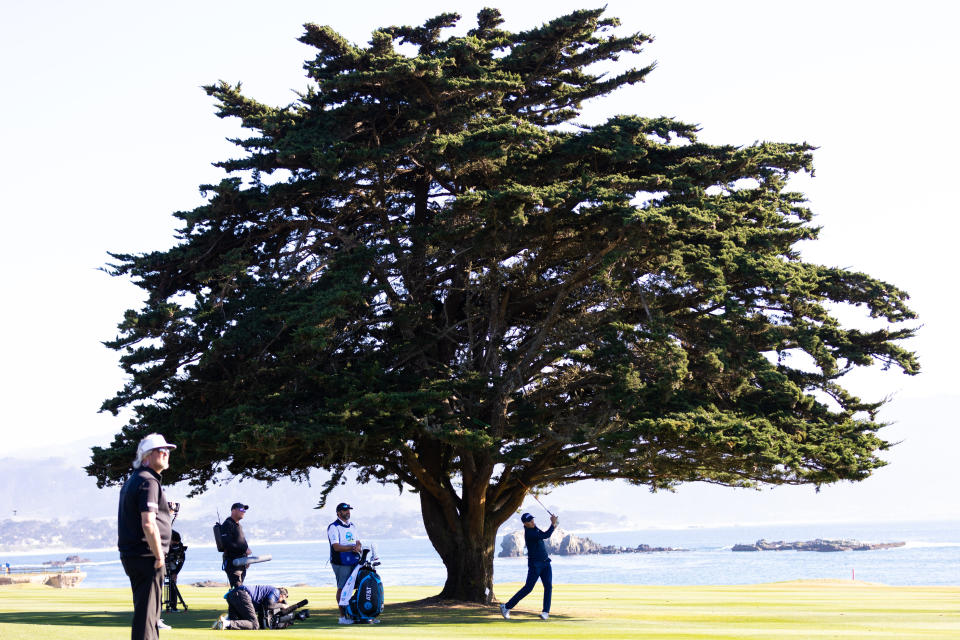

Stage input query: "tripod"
[
  {"left": 163, "top": 518, "right": 189, "bottom": 611},
  {"left": 163, "top": 567, "right": 188, "bottom": 611}
]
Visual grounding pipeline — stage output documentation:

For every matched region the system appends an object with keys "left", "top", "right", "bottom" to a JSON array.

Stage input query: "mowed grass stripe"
[{"left": 0, "top": 581, "right": 957, "bottom": 639}]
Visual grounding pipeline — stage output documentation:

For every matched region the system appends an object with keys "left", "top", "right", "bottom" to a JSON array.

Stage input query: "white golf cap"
[{"left": 139, "top": 433, "right": 177, "bottom": 451}]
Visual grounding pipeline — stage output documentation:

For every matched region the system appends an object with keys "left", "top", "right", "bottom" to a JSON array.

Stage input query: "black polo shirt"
[{"left": 117, "top": 466, "right": 172, "bottom": 558}]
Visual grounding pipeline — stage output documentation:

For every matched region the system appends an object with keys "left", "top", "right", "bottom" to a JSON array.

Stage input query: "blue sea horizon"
[{"left": 4, "top": 519, "right": 957, "bottom": 589}]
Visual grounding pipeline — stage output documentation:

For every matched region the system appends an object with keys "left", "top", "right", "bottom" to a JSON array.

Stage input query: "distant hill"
[
  {"left": 0, "top": 451, "right": 424, "bottom": 522},
  {"left": 0, "top": 457, "right": 116, "bottom": 520},
  {"left": 0, "top": 451, "right": 430, "bottom": 550},
  {"left": 0, "top": 452, "right": 629, "bottom": 551},
  {"left": 0, "top": 512, "right": 432, "bottom": 552}
]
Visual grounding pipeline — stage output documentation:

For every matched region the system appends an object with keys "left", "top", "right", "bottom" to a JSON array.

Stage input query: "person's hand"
[
  {"left": 550, "top": 514, "right": 559, "bottom": 526},
  {"left": 154, "top": 555, "right": 164, "bottom": 570},
  {"left": 354, "top": 542, "right": 362, "bottom": 552},
  {"left": 245, "top": 549, "right": 252, "bottom": 556}
]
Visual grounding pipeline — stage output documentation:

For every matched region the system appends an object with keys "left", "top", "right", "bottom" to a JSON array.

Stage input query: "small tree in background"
[{"left": 89, "top": 8, "right": 918, "bottom": 603}]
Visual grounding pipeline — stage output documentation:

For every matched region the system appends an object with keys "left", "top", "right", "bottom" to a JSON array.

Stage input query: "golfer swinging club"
[{"left": 500, "top": 511, "right": 558, "bottom": 620}]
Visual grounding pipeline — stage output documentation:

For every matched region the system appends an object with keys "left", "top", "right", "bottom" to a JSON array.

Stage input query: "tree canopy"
[{"left": 88, "top": 7, "right": 918, "bottom": 602}]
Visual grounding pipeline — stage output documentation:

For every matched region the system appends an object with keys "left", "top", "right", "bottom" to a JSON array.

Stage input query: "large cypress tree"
[{"left": 89, "top": 8, "right": 918, "bottom": 602}]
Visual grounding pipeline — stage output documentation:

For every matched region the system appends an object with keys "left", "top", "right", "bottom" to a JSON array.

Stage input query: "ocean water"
[{"left": 3, "top": 520, "right": 957, "bottom": 589}]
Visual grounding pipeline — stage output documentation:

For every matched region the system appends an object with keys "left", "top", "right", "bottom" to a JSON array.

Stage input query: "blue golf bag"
[{"left": 346, "top": 549, "right": 383, "bottom": 621}]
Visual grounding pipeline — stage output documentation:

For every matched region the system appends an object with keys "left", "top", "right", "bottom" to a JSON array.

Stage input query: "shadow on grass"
[
  {"left": 380, "top": 597, "right": 571, "bottom": 626},
  {"left": 0, "top": 600, "right": 568, "bottom": 629},
  {"left": 0, "top": 608, "right": 222, "bottom": 628}
]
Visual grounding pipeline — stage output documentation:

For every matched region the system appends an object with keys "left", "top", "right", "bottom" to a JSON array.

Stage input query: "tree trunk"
[{"left": 419, "top": 490, "right": 500, "bottom": 603}]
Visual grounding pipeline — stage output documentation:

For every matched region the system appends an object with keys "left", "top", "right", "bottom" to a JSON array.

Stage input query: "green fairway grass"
[{"left": 0, "top": 580, "right": 957, "bottom": 639}]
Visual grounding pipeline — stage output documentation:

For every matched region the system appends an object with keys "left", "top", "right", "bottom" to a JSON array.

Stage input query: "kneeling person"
[{"left": 214, "top": 584, "right": 288, "bottom": 630}]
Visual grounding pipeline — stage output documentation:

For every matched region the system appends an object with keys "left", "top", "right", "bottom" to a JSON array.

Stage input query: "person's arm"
[
  {"left": 532, "top": 526, "right": 554, "bottom": 539},
  {"left": 330, "top": 525, "right": 361, "bottom": 552},
  {"left": 242, "top": 526, "right": 252, "bottom": 555},
  {"left": 141, "top": 511, "right": 164, "bottom": 569},
  {"left": 261, "top": 589, "right": 278, "bottom": 609},
  {"left": 538, "top": 515, "right": 559, "bottom": 539},
  {"left": 138, "top": 476, "right": 165, "bottom": 569}
]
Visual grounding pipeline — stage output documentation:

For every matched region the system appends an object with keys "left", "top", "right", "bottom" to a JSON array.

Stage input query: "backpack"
[
  {"left": 213, "top": 521, "right": 225, "bottom": 552},
  {"left": 346, "top": 565, "right": 383, "bottom": 621}
]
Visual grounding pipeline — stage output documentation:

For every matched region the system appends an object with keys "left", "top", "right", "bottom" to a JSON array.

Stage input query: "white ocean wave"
[{"left": 903, "top": 541, "right": 960, "bottom": 548}]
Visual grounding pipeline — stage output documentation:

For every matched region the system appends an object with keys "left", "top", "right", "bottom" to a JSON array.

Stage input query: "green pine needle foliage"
[{"left": 89, "top": 7, "right": 917, "bottom": 600}]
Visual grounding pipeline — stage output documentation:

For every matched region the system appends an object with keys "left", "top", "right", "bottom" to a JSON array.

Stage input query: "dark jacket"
[
  {"left": 241, "top": 584, "right": 283, "bottom": 608},
  {"left": 524, "top": 524, "right": 556, "bottom": 564},
  {"left": 221, "top": 516, "right": 249, "bottom": 560}
]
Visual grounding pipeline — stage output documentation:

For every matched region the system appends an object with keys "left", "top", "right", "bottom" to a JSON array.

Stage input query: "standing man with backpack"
[
  {"left": 500, "top": 512, "right": 559, "bottom": 621},
  {"left": 327, "top": 502, "right": 362, "bottom": 625},
  {"left": 221, "top": 502, "right": 252, "bottom": 587}
]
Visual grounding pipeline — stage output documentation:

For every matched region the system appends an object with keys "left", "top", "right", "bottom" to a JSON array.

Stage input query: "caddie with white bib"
[{"left": 327, "top": 502, "right": 362, "bottom": 625}]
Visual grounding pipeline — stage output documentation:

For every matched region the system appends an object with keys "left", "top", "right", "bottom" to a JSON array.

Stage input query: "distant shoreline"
[{"left": 3, "top": 519, "right": 959, "bottom": 557}]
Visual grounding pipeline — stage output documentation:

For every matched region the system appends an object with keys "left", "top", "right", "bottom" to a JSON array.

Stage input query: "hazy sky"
[{"left": 2, "top": 1, "right": 957, "bottom": 526}]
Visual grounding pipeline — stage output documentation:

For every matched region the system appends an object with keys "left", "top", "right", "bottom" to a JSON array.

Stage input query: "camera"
[
  {"left": 263, "top": 599, "right": 309, "bottom": 630},
  {"left": 163, "top": 530, "right": 188, "bottom": 611},
  {"left": 277, "top": 608, "right": 310, "bottom": 626}
]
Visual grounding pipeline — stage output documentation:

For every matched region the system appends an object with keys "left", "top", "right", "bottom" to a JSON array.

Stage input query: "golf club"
[{"left": 516, "top": 479, "right": 555, "bottom": 518}]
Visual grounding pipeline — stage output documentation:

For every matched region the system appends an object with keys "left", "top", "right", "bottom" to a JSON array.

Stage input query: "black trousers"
[
  {"left": 225, "top": 588, "right": 260, "bottom": 630},
  {"left": 505, "top": 560, "right": 553, "bottom": 613},
  {"left": 121, "top": 555, "right": 164, "bottom": 640},
  {"left": 224, "top": 558, "right": 246, "bottom": 587}
]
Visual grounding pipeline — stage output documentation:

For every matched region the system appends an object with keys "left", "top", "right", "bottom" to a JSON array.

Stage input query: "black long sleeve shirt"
[
  {"left": 220, "top": 517, "right": 249, "bottom": 559},
  {"left": 524, "top": 524, "right": 556, "bottom": 563}
]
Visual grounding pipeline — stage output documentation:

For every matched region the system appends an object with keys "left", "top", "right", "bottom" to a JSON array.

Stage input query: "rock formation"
[
  {"left": 192, "top": 580, "right": 230, "bottom": 587},
  {"left": 65, "top": 555, "right": 91, "bottom": 563},
  {"left": 498, "top": 527, "right": 685, "bottom": 557},
  {"left": 0, "top": 570, "right": 86, "bottom": 587},
  {"left": 43, "top": 572, "right": 86, "bottom": 588},
  {"left": 732, "top": 538, "right": 905, "bottom": 552}
]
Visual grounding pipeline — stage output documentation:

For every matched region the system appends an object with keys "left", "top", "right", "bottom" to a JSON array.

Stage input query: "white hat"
[
  {"left": 133, "top": 433, "right": 177, "bottom": 467},
  {"left": 139, "top": 433, "right": 177, "bottom": 451}
]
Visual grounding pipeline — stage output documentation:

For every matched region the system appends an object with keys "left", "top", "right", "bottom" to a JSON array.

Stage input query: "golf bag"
[{"left": 344, "top": 548, "right": 383, "bottom": 622}]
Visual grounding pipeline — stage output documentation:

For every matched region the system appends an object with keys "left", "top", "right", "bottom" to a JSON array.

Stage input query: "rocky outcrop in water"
[
  {"left": 65, "top": 555, "right": 91, "bottom": 563},
  {"left": 43, "top": 572, "right": 85, "bottom": 588},
  {"left": 42, "top": 555, "right": 91, "bottom": 566},
  {"left": 732, "top": 538, "right": 905, "bottom": 552},
  {"left": 192, "top": 580, "right": 229, "bottom": 587},
  {"left": 498, "top": 527, "right": 686, "bottom": 557},
  {"left": 0, "top": 570, "right": 85, "bottom": 587}
]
